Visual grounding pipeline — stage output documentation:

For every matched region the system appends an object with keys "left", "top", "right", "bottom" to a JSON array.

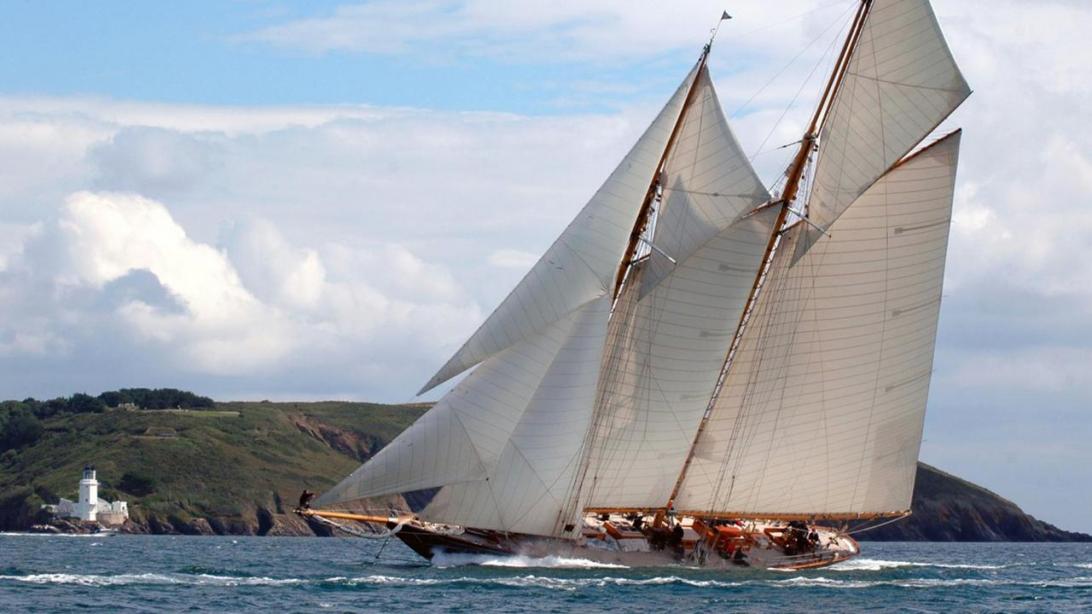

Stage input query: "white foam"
[
  {"left": 431, "top": 552, "right": 628, "bottom": 569},
  {"left": 0, "top": 573, "right": 305, "bottom": 587},
  {"left": 334, "top": 574, "right": 742, "bottom": 590},
  {"left": 770, "top": 576, "right": 1092, "bottom": 590},
  {"left": 831, "top": 558, "right": 1005, "bottom": 572}
]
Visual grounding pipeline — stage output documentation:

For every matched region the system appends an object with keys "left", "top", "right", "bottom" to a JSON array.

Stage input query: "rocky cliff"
[{"left": 857, "top": 463, "right": 1089, "bottom": 541}]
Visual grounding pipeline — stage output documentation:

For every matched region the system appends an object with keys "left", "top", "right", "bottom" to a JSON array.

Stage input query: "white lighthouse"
[
  {"left": 76, "top": 465, "right": 99, "bottom": 521},
  {"left": 45, "top": 466, "right": 129, "bottom": 525}
]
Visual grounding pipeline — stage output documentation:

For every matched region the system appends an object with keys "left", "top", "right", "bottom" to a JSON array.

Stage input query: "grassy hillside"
[
  {"left": 0, "top": 401, "right": 424, "bottom": 534},
  {"left": 1, "top": 397, "right": 1087, "bottom": 540}
]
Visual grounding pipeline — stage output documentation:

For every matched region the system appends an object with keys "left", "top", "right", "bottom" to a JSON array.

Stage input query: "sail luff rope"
[{"left": 662, "top": 0, "right": 873, "bottom": 520}]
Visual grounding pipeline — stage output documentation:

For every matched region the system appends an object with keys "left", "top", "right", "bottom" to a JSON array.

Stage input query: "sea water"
[{"left": 1, "top": 534, "right": 1089, "bottom": 612}]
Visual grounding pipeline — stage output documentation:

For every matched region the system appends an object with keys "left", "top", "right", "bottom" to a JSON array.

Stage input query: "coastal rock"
[{"left": 858, "top": 464, "right": 1091, "bottom": 542}]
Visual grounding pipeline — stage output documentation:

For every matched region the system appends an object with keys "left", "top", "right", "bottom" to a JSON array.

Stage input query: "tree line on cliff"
[{"left": 1, "top": 388, "right": 214, "bottom": 452}]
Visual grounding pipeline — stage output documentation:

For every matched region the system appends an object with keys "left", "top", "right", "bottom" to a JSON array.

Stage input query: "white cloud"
[
  {"left": 0, "top": 189, "right": 481, "bottom": 391},
  {"left": 487, "top": 248, "right": 537, "bottom": 270},
  {"left": 241, "top": 0, "right": 836, "bottom": 60}
]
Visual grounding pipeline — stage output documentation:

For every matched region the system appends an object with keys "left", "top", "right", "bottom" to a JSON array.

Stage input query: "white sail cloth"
[
  {"left": 316, "top": 295, "right": 611, "bottom": 536},
  {"left": 640, "top": 67, "right": 772, "bottom": 297},
  {"left": 420, "top": 296, "right": 612, "bottom": 536},
  {"left": 575, "top": 67, "right": 774, "bottom": 511},
  {"left": 417, "top": 65, "right": 699, "bottom": 395},
  {"left": 675, "top": 131, "right": 961, "bottom": 516},
  {"left": 579, "top": 208, "right": 778, "bottom": 510},
  {"left": 796, "top": 0, "right": 970, "bottom": 260}
]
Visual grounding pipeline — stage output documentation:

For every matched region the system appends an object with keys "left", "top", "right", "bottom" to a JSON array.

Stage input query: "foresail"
[
  {"left": 641, "top": 67, "right": 771, "bottom": 297},
  {"left": 579, "top": 206, "right": 779, "bottom": 510},
  {"left": 796, "top": 0, "right": 970, "bottom": 260},
  {"left": 422, "top": 296, "right": 611, "bottom": 537},
  {"left": 417, "top": 65, "right": 700, "bottom": 395},
  {"left": 675, "top": 131, "right": 961, "bottom": 517},
  {"left": 316, "top": 296, "right": 611, "bottom": 511}
]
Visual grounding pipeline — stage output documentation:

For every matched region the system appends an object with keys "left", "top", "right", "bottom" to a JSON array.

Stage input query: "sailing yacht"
[{"left": 300, "top": 0, "right": 971, "bottom": 570}]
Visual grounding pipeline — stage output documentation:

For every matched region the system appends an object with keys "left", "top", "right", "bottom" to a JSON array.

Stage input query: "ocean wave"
[
  {"left": 333, "top": 574, "right": 743, "bottom": 590},
  {"left": 3, "top": 571, "right": 1089, "bottom": 591},
  {"left": 0, "top": 573, "right": 306, "bottom": 587},
  {"left": 831, "top": 558, "right": 1006, "bottom": 572},
  {"left": 431, "top": 552, "right": 628, "bottom": 569},
  {"left": 773, "top": 576, "right": 1092, "bottom": 590}
]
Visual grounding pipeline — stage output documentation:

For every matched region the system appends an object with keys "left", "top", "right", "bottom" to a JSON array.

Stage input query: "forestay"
[
  {"left": 417, "top": 66, "right": 699, "bottom": 395},
  {"left": 675, "top": 131, "right": 961, "bottom": 516},
  {"left": 796, "top": 0, "right": 969, "bottom": 260}
]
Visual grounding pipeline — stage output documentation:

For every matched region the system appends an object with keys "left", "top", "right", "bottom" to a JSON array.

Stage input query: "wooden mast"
[
  {"left": 660, "top": 0, "right": 873, "bottom": 522},
  {"left": 610, "top": 44, "right": 711, "bottom": 300},
  {"left": 563, "top": 23, "right": 724, "bottom": 530}
]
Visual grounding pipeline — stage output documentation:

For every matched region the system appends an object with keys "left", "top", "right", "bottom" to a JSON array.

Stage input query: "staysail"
[
  {"left": 795, "top": 0, "right": 970, "bottom": 260},
  {"left": 416, "top": 65, "right": 700, "bottom": 395},
  {"left": 674, "top": 131, "right": 962, "bottom": 517},
  {"left": 575, "top": 66, "right": 775, "bottom": 510},
  {"left": 316, "top": 295, "right": 610, "bottom": 537}
]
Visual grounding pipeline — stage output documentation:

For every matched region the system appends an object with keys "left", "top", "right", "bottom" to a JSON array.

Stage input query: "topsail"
[{"left": 795, "top": 0, "right": 970, "bottom": 260}]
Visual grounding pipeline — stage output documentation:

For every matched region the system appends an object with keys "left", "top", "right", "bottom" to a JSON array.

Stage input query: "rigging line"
[
  {"left": 711, "top": 232, "right": 795, "bottom": 510},
  {"left": 730, "top": 0, "right": 858, "bottom": 41},
  {"left": 559, "top": 266, "right": 642, "bottom": 517},
  {"left": 748, "top": 7, "right": 850, "bottom": 164},
  {"left": 845, "top": 511, "right": 910, "bottom": 535},
  {"left": 730, "top": 1, "right": 857, "bottom": 119}
]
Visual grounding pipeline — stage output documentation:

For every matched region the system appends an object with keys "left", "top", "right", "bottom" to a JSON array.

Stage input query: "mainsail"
[
  {"left": 319, "top": 0, "right": 970, "bottom": 536},
  {"left": 675, "top": 131, "right": 962, "bottom": 516}
]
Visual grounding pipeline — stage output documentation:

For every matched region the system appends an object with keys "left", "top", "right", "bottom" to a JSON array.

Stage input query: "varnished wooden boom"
[{"left": 296, "top": 508, "right": 398, "bottom": 525}]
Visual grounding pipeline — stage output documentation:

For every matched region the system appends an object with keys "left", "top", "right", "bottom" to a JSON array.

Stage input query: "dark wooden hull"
[{"left": 393, "top": 522, "right": 515, "bottom": 560}]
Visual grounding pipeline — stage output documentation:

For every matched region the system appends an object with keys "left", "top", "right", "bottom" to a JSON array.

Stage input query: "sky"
[{"left": 0, "top": 0, "right": 1090, "bottom": 533}]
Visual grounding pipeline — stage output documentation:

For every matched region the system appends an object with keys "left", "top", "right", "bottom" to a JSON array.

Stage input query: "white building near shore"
[{"left": 48, "top": 466, "right": 129, "bottom": 526}]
